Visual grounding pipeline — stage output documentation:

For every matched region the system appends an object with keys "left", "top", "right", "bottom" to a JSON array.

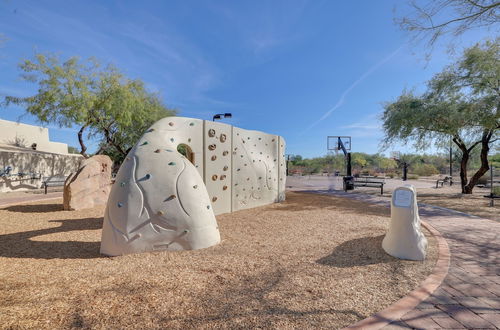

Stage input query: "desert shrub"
[
  {"left": 408, "top": 174, "right": 419, "bottom": 180},
  {"left": 386, "top": 172, "right": 395, "bottom": 178},
  {"left": 412, "top": 163, "right": 439, "bottom": 176},
  {"left": 492, "top": 186, "right": 500, "bottom": 196}
]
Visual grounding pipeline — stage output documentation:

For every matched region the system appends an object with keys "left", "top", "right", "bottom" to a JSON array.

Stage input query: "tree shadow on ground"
[
  {"left": 0, "top": 217, "right": 104, "bottom": 259},
  {"left": 2, "top": 203, "right": 64, "bottom": 213},
  {"left": 317, "top": 235, "right": 397, "bottom": 267},
  {"left": 152, "top": 268, "right": 365, "bottom": 329}
]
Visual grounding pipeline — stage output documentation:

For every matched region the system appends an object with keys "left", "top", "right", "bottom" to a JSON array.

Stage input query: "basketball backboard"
[{"left": 327, "top": 136, "right": 351, "bottom": 151}]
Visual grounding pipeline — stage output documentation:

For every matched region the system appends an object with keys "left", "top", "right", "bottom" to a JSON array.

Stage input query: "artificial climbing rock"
[{"left": 63, "top": 155, "right": 113, "bottom": 211}]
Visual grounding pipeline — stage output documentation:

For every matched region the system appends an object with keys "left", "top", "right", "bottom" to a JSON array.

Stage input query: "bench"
[
  {"left": 347, "top": 177, "right": 385, "bottom": 195},
  {"left": 42, "top": 176, "right": 68, "bottom": 194},
  {"left": 436, "top": 176, "right": 453, "bottom": 188},
  {"left": 484, "top": 194, "right": 500, "bottom": 207}
]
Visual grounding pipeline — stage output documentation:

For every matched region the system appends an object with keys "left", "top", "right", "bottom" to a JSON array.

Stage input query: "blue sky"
[{"left": 0, "top": 0, "right": 496, "bottom": 158}]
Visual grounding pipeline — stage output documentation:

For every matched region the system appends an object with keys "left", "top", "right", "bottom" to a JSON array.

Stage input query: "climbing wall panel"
[
  {"left": 278, "top": 136, "right": 287, "bottom": 202},
  {"left": 204, "top": 121, "right": 232, "bottom": 215},
  {"left": 231, "top": 127, "right": 280, "bottom": 212},
  {"left": 148, "top": 117, "right": 204, "bottom": 177}
]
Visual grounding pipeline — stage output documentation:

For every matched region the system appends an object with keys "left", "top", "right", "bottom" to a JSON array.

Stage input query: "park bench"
[
  {"left": 344, "top": 177, "right": 385, "bottom": 195},
  {"left": 42, "top": 176, "right": 68, "bottom": 194},
  {"left": 436, "top": 176, "right": 453, "bottom": 188}
]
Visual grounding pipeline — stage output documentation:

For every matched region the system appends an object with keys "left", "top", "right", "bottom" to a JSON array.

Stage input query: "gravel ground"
[{"left": 0, "top": 192, "right": 437, "bottom": 329}]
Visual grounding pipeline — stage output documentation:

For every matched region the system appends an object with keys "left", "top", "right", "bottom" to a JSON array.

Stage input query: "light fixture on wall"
[{"left": 212, "top": 113, "right": 232, "bottom": 121}]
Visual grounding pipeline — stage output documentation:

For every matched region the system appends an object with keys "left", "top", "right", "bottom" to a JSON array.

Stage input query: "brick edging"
[{"left": 344, "top": 220, "right": 451, "bottom": 330}]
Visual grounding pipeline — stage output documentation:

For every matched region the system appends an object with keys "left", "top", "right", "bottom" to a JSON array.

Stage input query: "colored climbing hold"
[
  {"left": 212, "top": 174, "right": 218, "bottom": 181},
  {"left": 220, "top": 134, "right": 226, "bottom": 142},
  {"left": 220, "top": 175, "right": 226, "bottom": 180},
  {"left": 120, "top": 181, "right": 126, "bottom": 187},
  {"left": 212, "top": 197, "right": 217, "bottom": 202},
  {"left": 223, "top": 185, "right": 228, "bottom": 190},
  {"left": 223, "top": 151, "right": 228, "bottom": 156},
  {"left": 117, "top": 202, "right": 123, "bottom": 208},
  {"left": 193, "top": 185, "right": 198, "bottom": 189},
  {"left": 155, "top": 149, "right": 161, "bottom": 153},
  {"left": 168, "top": 162, "right": 176, "bottom": 166},
  {"left": 188, "top": 138, "right": 192, "bottom": 142},
  {"left": 157, "top": 210, "right": 165, "bottom": 216},
  {"left": 223, "top": 166, "right": 228, "bottom": 171},
  {"left": 170, "top": 138, "right": 175, "bottom": 142},
  {"left": 148, "top": 128, "right": 155, "bottom": 132},
  {"left": 145, "top": 174, "right": 151, "bottom": 179},
  {"left": 208, "top": 129, "right": 216, "bottom": 137},
  {"left": 141, "top": 141, "right": 148, "bottom": 145},
  {"left": 169, "top": 122, "right": 174, "bottom": 126},
  {"left": 189, "top": 122, "right": 195, "bottom": 126},
  {"left": 207, "top": 205, "right": 211, "bottom": 209},
  {"left": 211, "top": 155, "right": 217, "bottom": 161},
  {"left": 208, "top": 144, "right": 216, "bottom": 150}
]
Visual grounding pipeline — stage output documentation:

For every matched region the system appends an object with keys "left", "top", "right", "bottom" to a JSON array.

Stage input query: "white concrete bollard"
[{"left": 382, "top": 184, "right": 427, "bottom": 261}]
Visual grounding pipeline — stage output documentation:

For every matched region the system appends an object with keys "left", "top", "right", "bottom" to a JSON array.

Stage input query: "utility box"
[{"left": 382, "top": 185, "right": 427, "bottom": 261}]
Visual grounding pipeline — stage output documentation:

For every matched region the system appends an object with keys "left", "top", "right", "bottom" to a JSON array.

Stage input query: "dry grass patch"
[{"left": 0, "top": 192, "right": 437, "bottom": 329}]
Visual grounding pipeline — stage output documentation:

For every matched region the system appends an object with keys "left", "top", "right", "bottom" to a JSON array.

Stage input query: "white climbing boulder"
[
  {"left": 382, "top": 184, "right": 427, "bottom": 261},
  {"left": 100, "top": 118, "right": 220, "bottom": 256}
]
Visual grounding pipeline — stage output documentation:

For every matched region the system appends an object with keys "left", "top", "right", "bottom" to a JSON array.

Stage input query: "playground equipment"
[
  {"left": 100, "top": 116, "right": 286, "bottom": 256},
  {"left": 382, "top": 184, "right": 427, "bottom": 261}
]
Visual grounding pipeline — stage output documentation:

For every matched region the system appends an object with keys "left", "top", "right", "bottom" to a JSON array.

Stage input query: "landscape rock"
[{"left": 63, "top": 155, "right": 113, "bottom": 211}]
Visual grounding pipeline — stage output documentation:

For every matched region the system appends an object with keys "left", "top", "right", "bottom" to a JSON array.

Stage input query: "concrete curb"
[{"left": 344, "top": 220, "right": 451, "bottom": 330}]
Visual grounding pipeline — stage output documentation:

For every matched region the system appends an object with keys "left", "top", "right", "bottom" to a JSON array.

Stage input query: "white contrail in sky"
[{"left": 300, "top": 45, "right": 404, "bottom": 135}]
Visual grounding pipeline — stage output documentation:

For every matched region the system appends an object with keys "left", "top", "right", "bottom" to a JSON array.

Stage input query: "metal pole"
[
  {"left": 449, "top": 145, "right": 453, "bottom": 185},
  {"left": 346, "top": 153, "right": 352, "bottom": 176}
]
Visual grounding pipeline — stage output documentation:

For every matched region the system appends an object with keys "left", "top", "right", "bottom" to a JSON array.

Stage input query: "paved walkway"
[
  {"left": 306, "top": 190, "right": 500, "bottom": 329},
  {"left": 0, "top": 192, "right": 62, "bottom": 208}
]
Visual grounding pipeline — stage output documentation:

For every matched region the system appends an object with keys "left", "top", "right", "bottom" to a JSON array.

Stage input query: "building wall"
[
  {"left": 0, "top": 149, "right": 83, "bottom": 192},
  {"left": 0, "top": 119, "right": 69, "bottom": 154}
]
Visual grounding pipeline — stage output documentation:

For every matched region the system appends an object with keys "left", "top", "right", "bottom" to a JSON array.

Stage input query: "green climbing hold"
[
  {"left": 168, "top": 162, "right": 176, "bottom": 166},
  {"left": 120, "top": 181, "right": 126, "bottom": 187},
  {"left": 141, "top": 141, "right": 148, "bottom": 145},
  {"left": 189, "top": 122, "right": 195, "bottom": 126}
]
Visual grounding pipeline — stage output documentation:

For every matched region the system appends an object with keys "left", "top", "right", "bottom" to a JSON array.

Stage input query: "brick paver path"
[
  {"left": 304, "top": 190, "right": 500, "bottom": 329},
  {"left": 386, "top": 205, "right": 500, "bottom": 329}
]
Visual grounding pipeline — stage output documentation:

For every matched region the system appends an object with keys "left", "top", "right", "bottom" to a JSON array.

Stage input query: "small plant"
[
  {"left": 492, "top": 186, "right": 500, "bottom": 197},
  {"left": 408, "top": 174, "right": 419, "bottom": 180}
]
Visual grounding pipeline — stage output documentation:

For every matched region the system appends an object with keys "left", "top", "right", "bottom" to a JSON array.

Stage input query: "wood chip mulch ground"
[{"left": 0, "top": 191, "right": 437, "bottom": 329}]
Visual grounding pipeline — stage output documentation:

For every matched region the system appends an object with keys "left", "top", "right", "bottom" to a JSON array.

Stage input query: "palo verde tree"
[
  {"left": 395, "top": 0, "right": 500, "bottom": 49},
  {"left": 382, "top": 38, "right": 499, "bottom": 193},
  {"left": 3, "top": 53, "right": 175, "bottom": 162}
]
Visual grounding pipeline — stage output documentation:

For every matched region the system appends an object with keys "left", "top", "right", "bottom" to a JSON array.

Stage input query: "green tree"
[
  {"left": 382, "top": 39, "right": 499, "bottom": 193},
  {"left": 3, "top": 53, "right": 175, "bottom": 162},
  {"left": 379, "top": 157, "right": 398, "bottom": 171},
  {"left": 352, "top": 153, "right": 367, "bottom": 168}
]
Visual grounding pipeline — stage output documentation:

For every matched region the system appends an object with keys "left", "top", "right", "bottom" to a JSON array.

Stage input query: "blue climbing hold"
[
  {"left": 145, "top": 174, "right": 151, "bottom": 179},
  {"left": 117, "top": 202, "right": 123, "bottom": 208},
  {"left": 120, "top": 181, "right": 126, "bottom": 187},
  {"left": 168, "top": 162, "right": 176, "bottom": 166}
]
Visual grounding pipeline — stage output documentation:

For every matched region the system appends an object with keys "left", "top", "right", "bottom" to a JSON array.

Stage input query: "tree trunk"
[
  {"left": 78, "top": 124, "right": 89, "bottom": 158},
  {"left": 459, "top": 149, "right": 469, "bottom": 194},
  {"left": 463, "top": 130, "right": 493, "bottom": 194}
]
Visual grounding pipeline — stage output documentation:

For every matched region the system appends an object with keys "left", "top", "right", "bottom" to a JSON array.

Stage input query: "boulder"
[{"left": 63, "top": 155, "right": 113, "bottom": 210}]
